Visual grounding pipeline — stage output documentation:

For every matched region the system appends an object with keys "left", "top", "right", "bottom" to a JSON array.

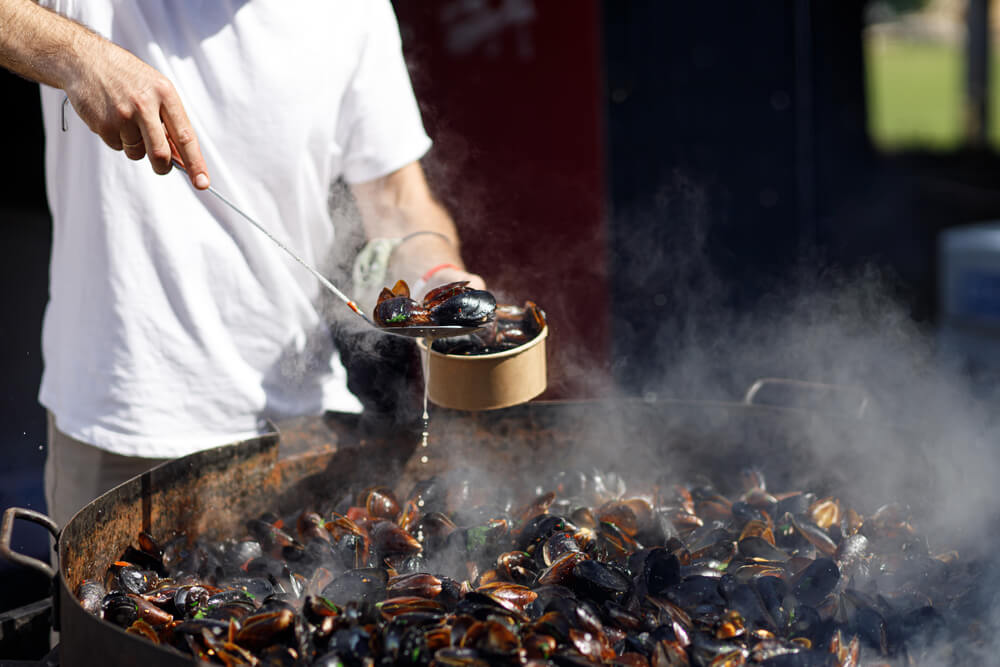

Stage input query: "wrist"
[
  {"left": 28, "top": 12, "right": 97, "bottom": 94},
  {"left": 53, "top": 28, "right": 90, "bottom": 92}
]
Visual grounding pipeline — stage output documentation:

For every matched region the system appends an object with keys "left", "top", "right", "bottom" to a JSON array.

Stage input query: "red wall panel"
[{"left": 394, "top": 0, "right": 610, "bottom": 397}]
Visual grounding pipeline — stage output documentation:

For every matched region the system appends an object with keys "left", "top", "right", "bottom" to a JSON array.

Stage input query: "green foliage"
[
  {"left": 866, "top": 33, "right": 1000, "bottom": 150},
  {"left": 865, "top": 36, "right": 963, "bottom": 149},
  {"left": 884, "top": 0, "right": 932, "bottom": 14}
]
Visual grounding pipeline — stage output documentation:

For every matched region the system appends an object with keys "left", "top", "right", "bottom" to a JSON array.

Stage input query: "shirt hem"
[
  {"left": 48, "top": 412, "right": 266, "bottom": 458},
  {"left": 43, "top": 394, "right": 364, "bottom": 459}
]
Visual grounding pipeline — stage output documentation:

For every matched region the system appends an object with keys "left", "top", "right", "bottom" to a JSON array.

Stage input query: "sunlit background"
[{"left": 866, "top": 0, "right": 999, "bottom": 149}]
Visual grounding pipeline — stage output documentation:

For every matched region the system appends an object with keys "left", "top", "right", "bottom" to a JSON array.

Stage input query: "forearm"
[
  {"left": 352, "top": 162, "right": 480, "bottom": 293},
  {"left": 0, "top": 0, "right": 91, "bottom": 90},
  {"left": 354, "top": 162, "right": 460, "bottom": 244}
]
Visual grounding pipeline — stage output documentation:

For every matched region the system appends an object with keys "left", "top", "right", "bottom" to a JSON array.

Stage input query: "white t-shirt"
[{"left": 37, "top": 0, "right": 432, "bottom": 457}]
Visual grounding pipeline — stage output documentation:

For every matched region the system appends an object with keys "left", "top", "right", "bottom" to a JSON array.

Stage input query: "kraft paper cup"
[{"left": 420, "top": 325, "right": 548, "bottom": 411}]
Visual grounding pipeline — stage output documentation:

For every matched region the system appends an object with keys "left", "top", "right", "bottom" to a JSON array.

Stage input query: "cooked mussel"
[
  {"left": 86, "top": 465, "right": 970, "bottom": 665},
  {"left": 433, "top": 299, "right": 546, "bottom": 355},
  {"left": 375, "top": 295, "right": 432, "bottom": 328},
  {"left": 76, "top": 579, "right": 105, "bottom": 615},
  {"left": 374, "top": 279, "right": 496, "bottom": 328},
  {"left": 428, "top": 289, "right": 496, "bottom": 327}
]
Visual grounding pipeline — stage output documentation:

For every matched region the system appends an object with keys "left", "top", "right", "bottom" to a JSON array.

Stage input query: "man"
[{"left": 0, "top": 0, "right": 484, "bottom": 526}]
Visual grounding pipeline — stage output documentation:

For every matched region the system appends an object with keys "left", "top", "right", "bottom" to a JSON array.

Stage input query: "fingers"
[
  {"left": 419, "top": 268, "right": 487, "bottom": 298},
  {"left": 161, "top": 94, "right": 209, "bottom": 190},
  {"left": 66, "top": 38, "right": 209, "bottom": 186},
  {"left": 463, "top": 272, "right": 487, "bottom": 291},
  {"left": 119, "top": 125, "right": 145, "bottom": 161},
  {"left": 96, "top": 77, "right": 208, "bottom": 188},
  {"left": 134, "top": 99, "right": 172, "bottom": 175}
]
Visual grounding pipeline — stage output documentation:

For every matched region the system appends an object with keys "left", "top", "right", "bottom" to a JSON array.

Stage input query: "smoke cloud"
[
  {"left": 304, "top": 132, "right": 1000, "bottom": 663},
  {"left": 399, "top": 166, "right": 1000, "bottom": 663}
]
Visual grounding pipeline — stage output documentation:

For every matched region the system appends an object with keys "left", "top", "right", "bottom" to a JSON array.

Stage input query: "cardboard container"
[{"left": 421, "top": 326, "right": 548, "bottom": 411}]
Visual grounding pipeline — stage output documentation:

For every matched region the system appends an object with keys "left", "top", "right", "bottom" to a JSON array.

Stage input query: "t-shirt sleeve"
[
  {"left": 337, "top": 0, "right": 432, "bottom": 184},
  {"left": 37, "top": 0, "right": 73, "bottom": 13}
]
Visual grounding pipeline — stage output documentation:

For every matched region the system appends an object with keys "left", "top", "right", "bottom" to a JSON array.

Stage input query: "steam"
[
  {"left": 603, "top": 173, "right": 1000, "bottom": 663},
  {"left": 317, "top": 180, "right": 426, "bottom": 425},
  {"left": 311, "top": 135, "right": 1000, "bottom": 659},
  {"left": 400, "top": 165, "right": 1000, "bottom": 663}
]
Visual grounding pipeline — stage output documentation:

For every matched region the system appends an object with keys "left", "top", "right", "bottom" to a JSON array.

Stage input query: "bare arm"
[
  {"left": 351, "top": 161, "right": 485, "bottom": 297},
  {"left": 0, "top": 0, "right": 209, "bottom": 188}
]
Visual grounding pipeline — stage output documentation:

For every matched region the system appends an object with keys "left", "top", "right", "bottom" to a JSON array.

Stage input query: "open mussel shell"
[{"left": 373, "top": 296, "right": 431, "bottom": 328}]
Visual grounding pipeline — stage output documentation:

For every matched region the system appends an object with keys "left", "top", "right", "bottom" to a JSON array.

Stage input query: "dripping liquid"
[{"left": 419, "top": 339, "right": 430, "bottom": 464}]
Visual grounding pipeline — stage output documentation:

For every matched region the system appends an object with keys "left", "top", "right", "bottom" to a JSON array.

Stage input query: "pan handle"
[
  {"left": 744, "top": 378, "right": 871, "bottom": 419},
  {"left": 0, "top": 507, "right": 60, "bottom": 579}
]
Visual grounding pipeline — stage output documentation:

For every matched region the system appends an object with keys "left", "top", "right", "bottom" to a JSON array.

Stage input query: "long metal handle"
[
  {"left": 170, "top": 158, "right": 375, "bottom": 326},
  {"left": 744, "top": 377, "right": 871, "bottom": 419},
  {"left": 0, "top": 507, "right": 60, "bottom": 579}
]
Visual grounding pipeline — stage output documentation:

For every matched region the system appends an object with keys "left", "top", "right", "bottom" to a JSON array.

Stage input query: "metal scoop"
[{"left": 171, "top": 158, "right": 485, "bottom": 340}]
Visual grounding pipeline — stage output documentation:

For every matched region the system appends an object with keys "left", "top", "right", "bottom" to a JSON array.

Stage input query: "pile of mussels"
[{"left": 78, "top": 470, "right": 978, "bottom": 666}]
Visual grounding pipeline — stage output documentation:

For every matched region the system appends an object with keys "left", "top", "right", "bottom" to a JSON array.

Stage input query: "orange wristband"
[{"left": 420, "top": 263, "right": 461, "bottom": 284}]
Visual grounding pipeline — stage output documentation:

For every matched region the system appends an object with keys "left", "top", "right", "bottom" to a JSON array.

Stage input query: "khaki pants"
[{"left": 44, "top": 414, "right": 169, "bottom": 529}]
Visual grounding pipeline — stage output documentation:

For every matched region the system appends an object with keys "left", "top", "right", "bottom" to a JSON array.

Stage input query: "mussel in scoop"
[
  {"left": 373, "top": 282, "right": 432, "bottom": 328},
  {"left": 373, "top": 279, "right": 495, "bottom": 328},
  {"left": 428, "top": 289, "right": 496, "bottom": 326}
]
